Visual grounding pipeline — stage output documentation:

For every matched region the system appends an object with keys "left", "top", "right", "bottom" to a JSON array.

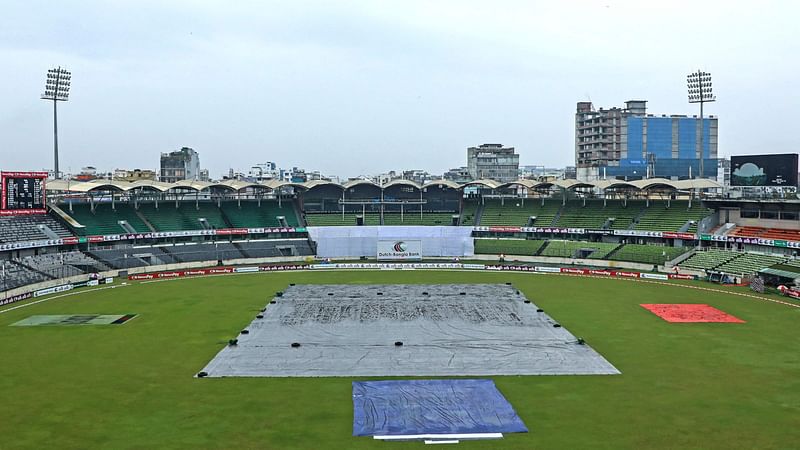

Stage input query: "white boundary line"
[
  {"left": 3, "top": 267, "right": 797, "bottom": 315},
  {"left": 138, "top": 267, "right": 800, "bottom": 309},
  {"left": 0, "top": 284, "right": 126, "bottom": 315}
]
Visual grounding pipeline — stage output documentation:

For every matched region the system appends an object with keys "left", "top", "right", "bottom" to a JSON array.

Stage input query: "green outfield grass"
[{"left": 0, "top": 271, "right": 798, "bottom": 449}]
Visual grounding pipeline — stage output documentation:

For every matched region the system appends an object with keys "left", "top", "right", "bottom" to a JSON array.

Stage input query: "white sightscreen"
[{"left": 307, "top": 226, "right": 475, "bottom": 258}]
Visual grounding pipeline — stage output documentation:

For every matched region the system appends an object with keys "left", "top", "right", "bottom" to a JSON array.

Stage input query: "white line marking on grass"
[
  {"left": 555, "top": 273, "right": 800, "bottom": 308},
  {"left": 0, "top": 284, "right": 125, "bottom": 315},
  {"left": 106, "top": 268, "right": 800, "bottom": 310}
]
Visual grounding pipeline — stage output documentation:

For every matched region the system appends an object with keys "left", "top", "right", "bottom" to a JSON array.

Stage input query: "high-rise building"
[
  {"left": 160, "top": 147, "right": 200, "bottom": 183},
  {"left": 575, "top": 100, "right": 718, "bottom": 181},
  {"left": 467, "top": 144, "right": 520, "bottom": 182}
]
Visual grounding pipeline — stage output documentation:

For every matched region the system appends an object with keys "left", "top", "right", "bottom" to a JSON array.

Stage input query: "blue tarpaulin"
[{"left": 352, "top": 379, "right": 528, "bottom": 436}]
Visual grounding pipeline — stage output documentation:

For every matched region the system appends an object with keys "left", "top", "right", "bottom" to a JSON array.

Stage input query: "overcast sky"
[{"left": 1, "top": 0, "right": 797, "bottom": 179}]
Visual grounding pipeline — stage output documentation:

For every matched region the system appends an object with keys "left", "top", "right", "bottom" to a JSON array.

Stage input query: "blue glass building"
[{"left": 576, "top": 100, "right": 718, "bottom": 181}]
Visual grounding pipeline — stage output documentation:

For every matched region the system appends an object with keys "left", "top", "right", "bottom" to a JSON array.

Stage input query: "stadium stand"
[
  {"left": 382, "top": 212, "right": 455, "bottom": 226},
  {"left": 85, "top": 247, "right": 158, "bottom": 269},
  {"left": 18, "top": 252, "right": 88, "bottom": 279},
  {"left": 729, "top": 226, "right": 800, "bottom": 242},
  {"left": 715, "top": 253, "right": 787, "bottom": 275},
  {"left": 608, "top": 244, "right": 690, "bottom": 265},
  {"left": 220, "top": 201, "right": 299, "bottom": 228},
  {"left": 633, "top": 201, "right": 713, "bottom": 232},
  {"left": 0, "top": 215, "right": 73, "bottom": 243},
  {"left": 459, "top": 199, "right": 480, "bottom": 226},
  {"left": 305, "top": 213, "right": 380, "bottom": 226},
  {"left": 680, "top": 249, "right": 740, "bottom": 271},
  {"left": 64, "top": 203, "right": 151, "bottom": 235},
  {"left": 0, "top": 260, "right": 52, "bottom": 290},
  {"left": 478, "top": 199, "right": 561, "bottom": 227},
  {"left": 474, "top": 239, "right": 546, "bottom": 256},
  {"left": 86, "top": 240, "right": 315, "bottom": 269},
  {"left": 137, "top": 203, "right": 228, "bottom": 231},
  {"left": 555, "top": 200, "right": 641, "bottom": 229},
  {"left": 539, "top": 240, "right": 619, "bottom": 259}
]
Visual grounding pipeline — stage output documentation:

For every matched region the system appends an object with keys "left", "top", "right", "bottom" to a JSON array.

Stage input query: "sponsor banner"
[
  {"left": 259, "top": 264, "right": 304, "bottom": 271},
  {"left": 535, "top": 266, "right": 561, "bottom": 273},
  {"left": 377, "top": 240, "right": 422, "bottom": 261},
  {"left": 662, "top": 232, "right": 697, "bottom": 240},
  {"left": 1, "top": 171, "right": 49, "bottom": 178},
  {"left": 128, "top": 265, "right": 306, "bottom": 280},
  {"left": 87, "top": 280, "right": 100, "bottom": 287},
  {"left": 0, "top": 238, "right": 66, "bottom": 251},
  {"left": 528, "top": 227, "right": 585, "bottom": 234},
  {"left": 616, "top": 271, "right": 640, "bottom": 278},
  {"left": 614, "top": 229, "right": 664, "bottom": 238},
  {"left": 462, "top": 264, "right": 486, "bottom": 270},
  {"left": 498, "top": 265, "right": 533, "bottom": 271},
  {"left": 216, "top": 228, "right": 249, "bottom": 236},
  {"left": 1, "top": 292, "right": 32, "bottom": 306},
  {"left": 157, "top": 271, "right": 183, "bottom": 278},
  {"left": 0, "top": 208, "right": 48, "bottom": 216},
  {"left": 640, "top": 273, "right": 669, "bottom": 281},
  {"left": 668, "top": 274, "right": 696, "bottom": 280},
  {"left": 474, "top": 226, "right": 585, "bottom": 234},
  {"left": 128, "top": 273, "right": 156, "bottom": 280},
  {"left": 182, "top": 269, "right": 210, "bottom": 276},
  {"left": 586, "top": 229, "right": 613, "bottom": 235},
  {"left": 589, "top": 269, "right": 615, "bottom": 277},
  {"left": 33, "top": 284, "right": 73, "bottom": 297},
  {"left": 561, "top": 267, "right": 588, "bottom": 275}
]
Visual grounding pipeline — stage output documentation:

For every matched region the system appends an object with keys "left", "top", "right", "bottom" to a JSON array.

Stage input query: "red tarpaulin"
[{"left": 640, "top": 304, "right": 745, "bottom": 323}]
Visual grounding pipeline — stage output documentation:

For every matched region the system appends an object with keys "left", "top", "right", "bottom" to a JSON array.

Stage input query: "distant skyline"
[{"left": 1, "top": 1, "right": 798, "bottom": 178}]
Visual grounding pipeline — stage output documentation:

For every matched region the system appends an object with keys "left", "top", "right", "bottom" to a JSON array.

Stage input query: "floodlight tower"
[
  {"left": 687, "top": 70, "right": 714, "bottom": 179},
  {"left": 41, "top": 67, "right": 71, "bottom": 179}
]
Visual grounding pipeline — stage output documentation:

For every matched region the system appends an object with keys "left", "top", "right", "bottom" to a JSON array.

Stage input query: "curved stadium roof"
[{"left": 45, "top": 177, "right": 722, "bottom": 194}]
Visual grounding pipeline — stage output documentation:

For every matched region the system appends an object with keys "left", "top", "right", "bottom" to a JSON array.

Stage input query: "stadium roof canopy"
[
  {"left": 45, "top": 177, "right": 724, "bottom": 194},
  {"left": 421, "top": 180, "right": 462, "bottom": 190},
  {"left": 592, "top": 179, "right": 638, "bottom": 190},
  {"left": 673, "top": 178, "right": 723, "bottom": 190},
  {"left": 383, "top": 179, "right": 422, "bottom": 189},
  {"left": 460, "top": 179, "right": 504, "bottom": 190},
  {"left": 629, "top": 177, "right": 680, "bottom": 190}
]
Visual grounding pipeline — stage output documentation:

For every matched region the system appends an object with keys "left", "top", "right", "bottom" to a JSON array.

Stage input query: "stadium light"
[
  {"left": 41, "top": 67, "right": 71, "bottom": 179},
  {"left": 687, "top": 70, "right": 715, "bottom": 179}
]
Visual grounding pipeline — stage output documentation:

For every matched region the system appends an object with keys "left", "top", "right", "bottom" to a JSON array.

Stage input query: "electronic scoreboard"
[{"left": 1, "top": 172, "right": 48, "bottom": 216}]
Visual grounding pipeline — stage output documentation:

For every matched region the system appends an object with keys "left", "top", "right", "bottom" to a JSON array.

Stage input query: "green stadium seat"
[
  {"left": 221, "top": 201, "right": 299, "bottom": 228},
  {"left": 64, "top": 203, "right": 150, "bottom": 235}
]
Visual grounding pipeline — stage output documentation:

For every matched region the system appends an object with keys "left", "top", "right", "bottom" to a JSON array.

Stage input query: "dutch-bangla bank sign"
[{"left": 377, "top": 240, "right": 422, "bottom": 261}]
